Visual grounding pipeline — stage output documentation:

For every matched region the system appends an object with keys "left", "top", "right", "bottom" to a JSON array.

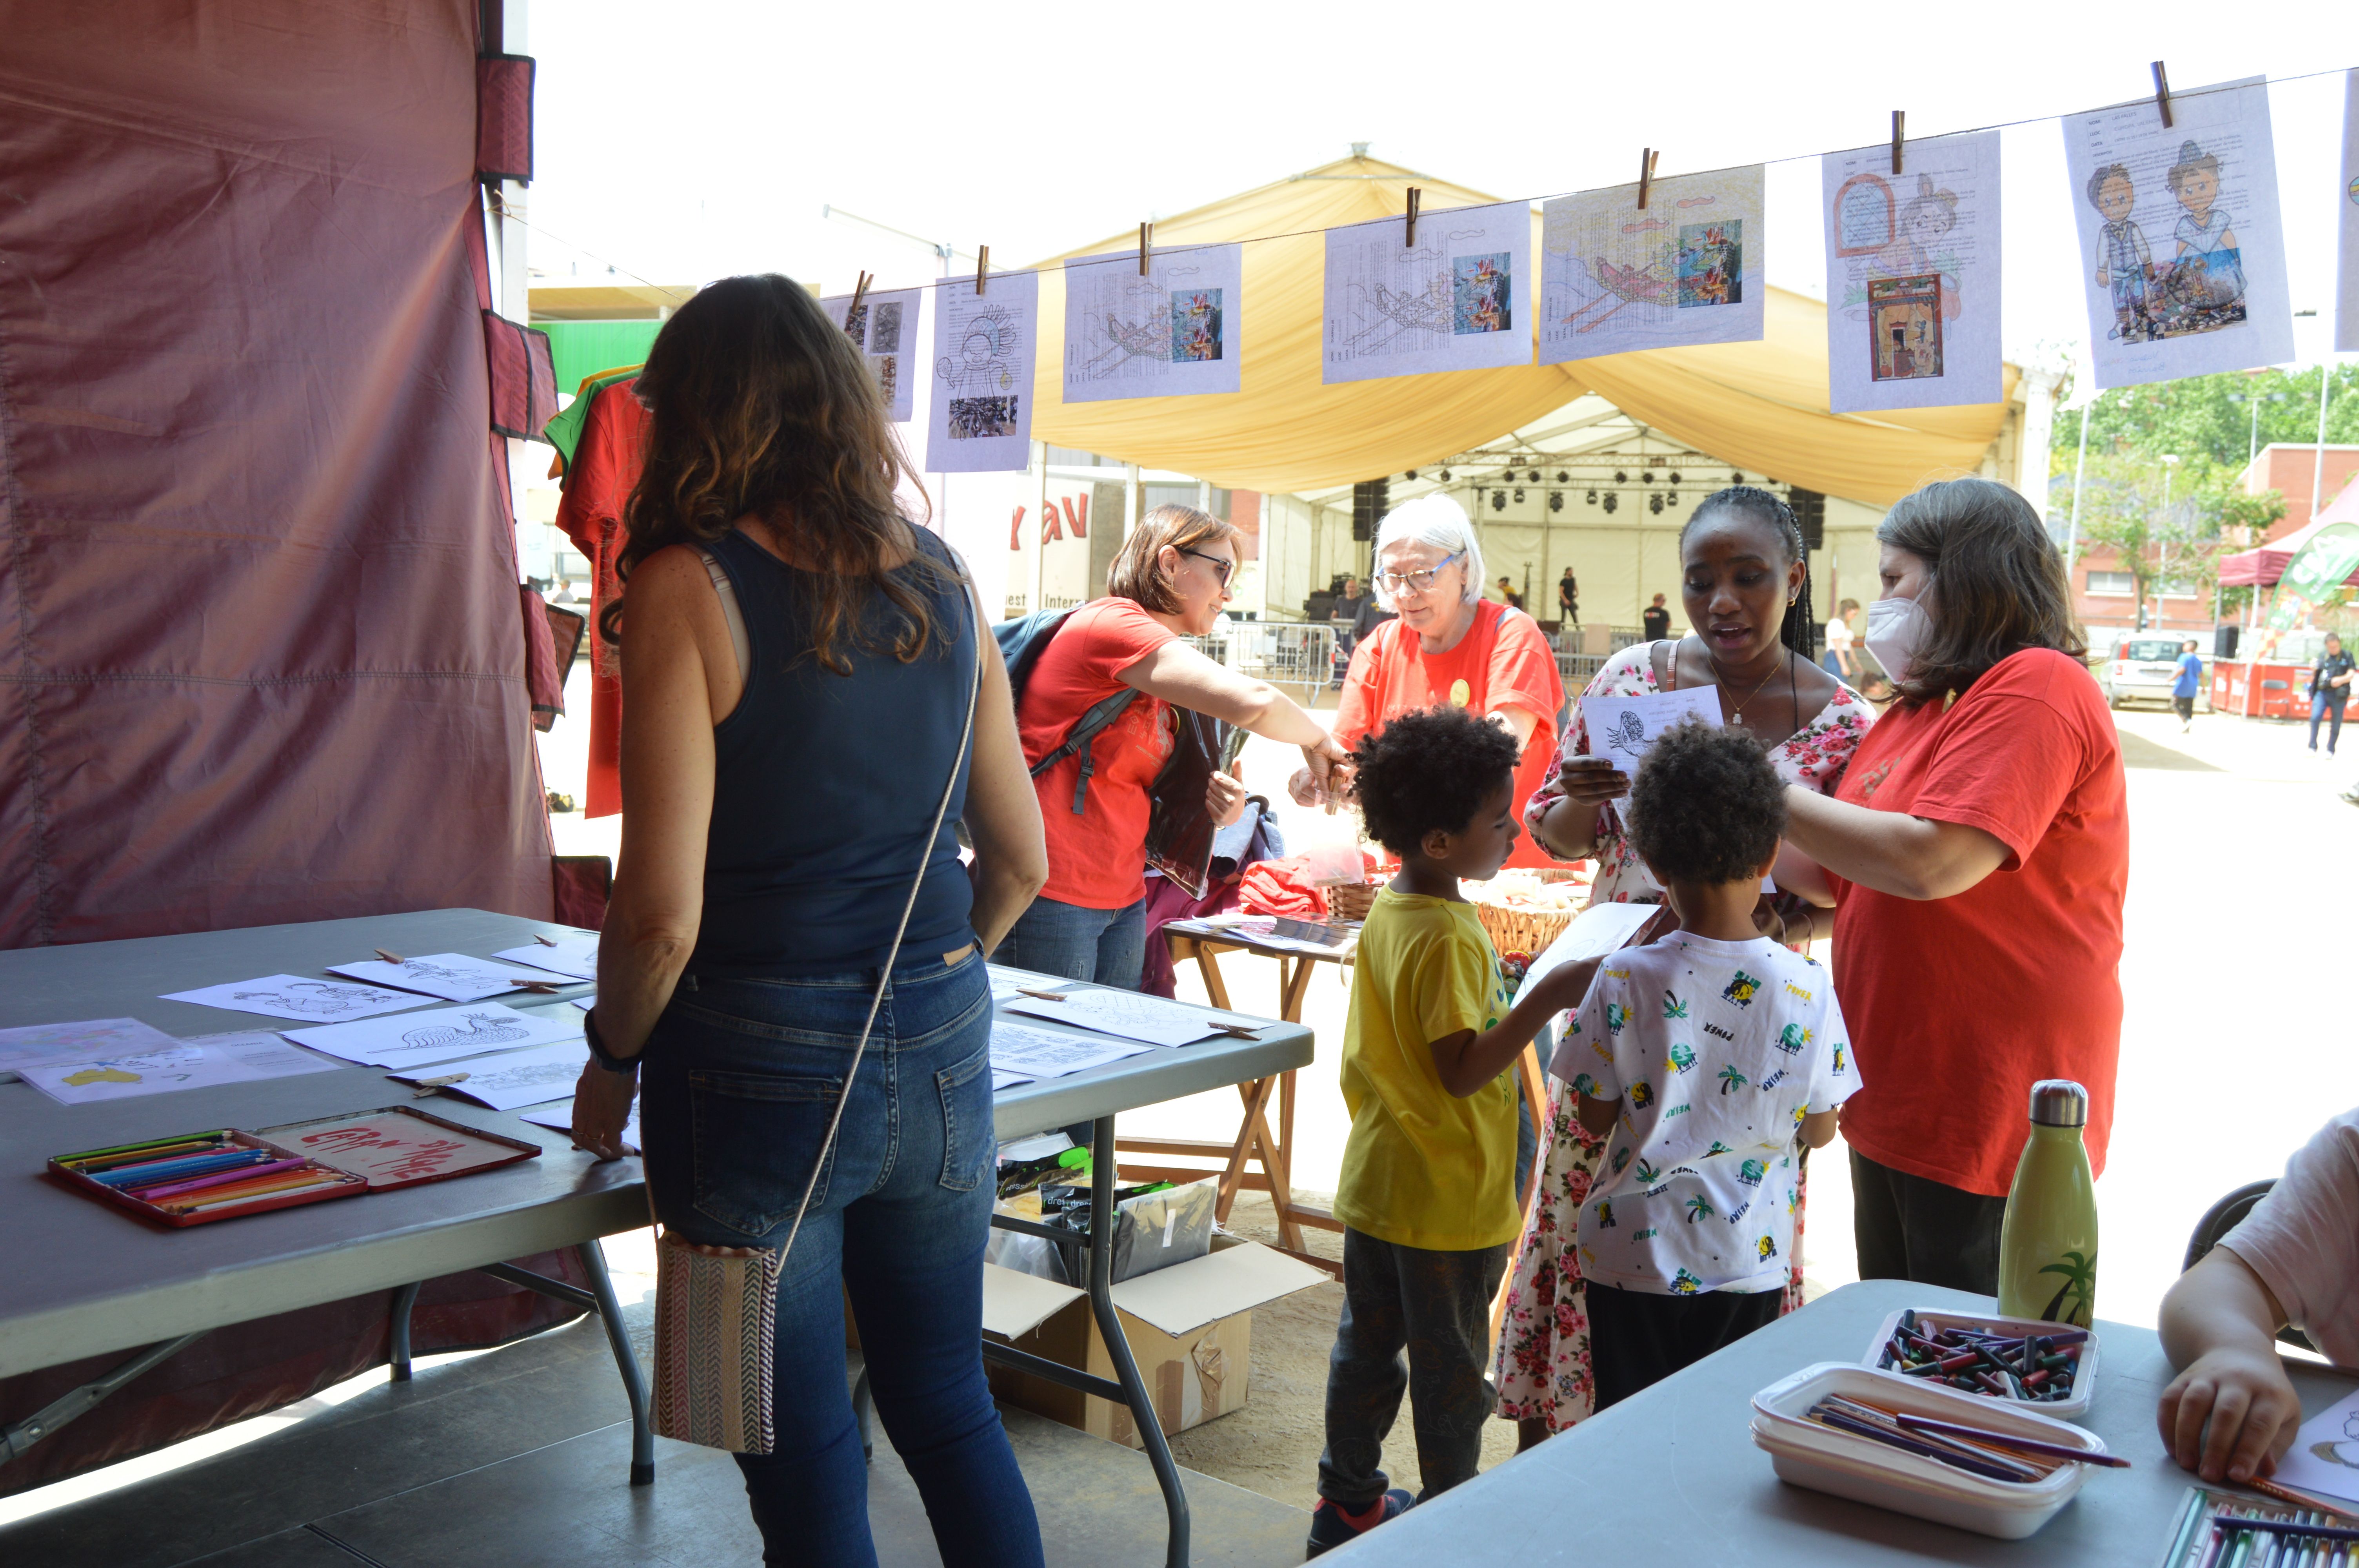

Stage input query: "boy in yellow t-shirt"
[{"left": 1309, "top": 707, "right": 1607, "bottom": 1558}]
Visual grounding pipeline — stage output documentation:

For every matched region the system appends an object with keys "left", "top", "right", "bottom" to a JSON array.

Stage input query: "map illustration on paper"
[
  {"left": 1821, "top": 130, "right": 2001, "bottom": 411},
  {"left": 1063, "top": 241, "right": 1243, "bottom": 403},
  {"left": 1541, "top": 168, "right": 1764, "bottom": 366},
  {"left": 1323, "top": 200, "right": 1532, "bottom": 384}
]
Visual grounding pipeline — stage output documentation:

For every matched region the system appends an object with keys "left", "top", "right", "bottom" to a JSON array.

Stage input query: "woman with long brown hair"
[
  {"left": 570, "top": 274, "right": 1049, "bottom": 1567},
  {"left": 1776, "top": 476, "right": 2126, "bottom": 1296}
]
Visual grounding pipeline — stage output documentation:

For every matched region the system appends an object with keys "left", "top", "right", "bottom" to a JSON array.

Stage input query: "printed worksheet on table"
[
  {"left": 282, "top": 1003, "right": 584, "bottom": 1069},
  {"left": 158, "top": 975, "right": 426, "bottom": 1024}
]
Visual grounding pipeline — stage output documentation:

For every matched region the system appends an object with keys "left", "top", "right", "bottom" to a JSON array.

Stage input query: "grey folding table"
[
  {"left": 0, "top": 911, "right": 1312, "bottom": 1568},
  {"left": 1334, "top": 1278, "right": 2359, "bottom": 1566}
]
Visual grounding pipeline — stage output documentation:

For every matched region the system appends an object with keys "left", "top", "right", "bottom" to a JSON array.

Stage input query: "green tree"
[{"left": 2055, "top": 365, "right": 2359, "bottom": 472}]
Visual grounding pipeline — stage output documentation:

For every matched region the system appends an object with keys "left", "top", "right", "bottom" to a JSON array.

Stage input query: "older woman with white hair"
[{"left": 1289, "top": 495, "right": 1565, "bottom": 869}]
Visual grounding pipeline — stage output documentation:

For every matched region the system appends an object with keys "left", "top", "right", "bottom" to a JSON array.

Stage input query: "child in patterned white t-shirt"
[{"left": 1553, "top": 718, "right": 1860, "bottom": 1409}]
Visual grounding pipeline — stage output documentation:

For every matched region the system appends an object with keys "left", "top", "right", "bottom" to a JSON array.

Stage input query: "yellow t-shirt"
[{"left": 1332, "top": 889, "right": 1522, "bottom": 1251}]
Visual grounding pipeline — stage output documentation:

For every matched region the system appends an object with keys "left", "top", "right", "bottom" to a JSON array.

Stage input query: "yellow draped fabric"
[{"left": 1029, "top": 155, "right": 2017, "bottom": 507}]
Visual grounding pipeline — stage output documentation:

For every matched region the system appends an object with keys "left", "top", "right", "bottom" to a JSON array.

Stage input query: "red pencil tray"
[
  {"left": 50, "top": 1129, "right": 367, "bottom": 1229},
  {"left": 50, "top": 1107, "right": 540, "bottom": 1229}
]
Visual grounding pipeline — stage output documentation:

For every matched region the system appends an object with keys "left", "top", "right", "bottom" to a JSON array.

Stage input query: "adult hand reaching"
[
  {"left": 569, "top": 1061, "right": 638, "bottom": 1163},
  {"left": 1294, "top": 733, "right": 1352, "bottom": 809}
]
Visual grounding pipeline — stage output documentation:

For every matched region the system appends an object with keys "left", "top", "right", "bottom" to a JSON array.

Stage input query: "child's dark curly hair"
[
  {"left": 1628, "top": 718, "right": 1787, "bottom": 885},
  {"left": 1352, "top": 705, "right": 1523, "bottom": 857}
]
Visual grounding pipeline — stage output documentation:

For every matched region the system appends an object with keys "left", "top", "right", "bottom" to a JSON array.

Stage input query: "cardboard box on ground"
[{"left": 981, "top": 1234, "right": 1329, "bottom": 1448}]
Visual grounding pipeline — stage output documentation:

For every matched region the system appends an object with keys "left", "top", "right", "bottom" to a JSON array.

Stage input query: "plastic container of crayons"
[
  {"left": 49, "top": 1129, "right": 367, "bottom": 1227},
  {"left": 1751, "top": 1362, "right": 2110, "bottom": 1539},
  {"left": 1863, "top": 1306, "right": 2099, "bottom": 1421}
]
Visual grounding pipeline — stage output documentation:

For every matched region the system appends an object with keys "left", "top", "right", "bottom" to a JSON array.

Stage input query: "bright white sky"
[{"left": 527, "top": 3, "right": 2353, "bottom": 386}]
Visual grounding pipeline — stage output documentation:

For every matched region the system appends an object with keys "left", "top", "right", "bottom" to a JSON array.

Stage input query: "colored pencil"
[
  {"left": 2214, "top": 1519, "right": 2359, "bottom": 1546},
  {"left": 165, "top": 1172, "right": 351, "bottom": 1213},
  {"left": 129, "top": 1158, "right": 311, "bottom": 1201},
  {"left": 1894, "top": 1412, "right": 2131, "bottom": 1468},
  {"left": 155, "top": 1169, "right": 343, "bottom": 1208},
  {"left": 2243, "top": 1479, "right": 2359, "bottom": 1523},
  {"left": 69, "top": 1137, "right": 233, "bottom": 1171},
  {"left": 90, "top": 1148, "right": 275, "bottom": 1187},
  {"left": 64, "top": 1129, "right": 236, "bottom": 1162}
]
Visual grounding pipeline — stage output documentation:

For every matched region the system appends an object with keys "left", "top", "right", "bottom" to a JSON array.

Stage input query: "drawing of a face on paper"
[{"left": 1452, "top": 254, "right": 1511, "bottom": 334}]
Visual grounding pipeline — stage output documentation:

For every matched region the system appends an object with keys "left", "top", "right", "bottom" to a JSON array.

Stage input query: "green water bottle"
[{"left": 1997, "top": 1080, "right": 2099, "bottom": 1328}]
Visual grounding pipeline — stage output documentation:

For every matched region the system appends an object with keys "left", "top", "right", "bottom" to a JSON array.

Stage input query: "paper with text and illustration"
[
  {"left": 1323, "top": 200, "right": 1532, "bottom": 384},
  {"left": 0, "top": 1016, "right": 187, "bottom": 1082},
  {"left": 158, "top": 976, "right": 426, "bottom": 1024},
  {"left": 1540, "top": 167, "right": 1764, "bottom": 365},
  {"left": 1003, "top": 987, "right": 1261, "bottom": 1049},
  {"left": 2064, "top": 76, "right": 2292, "bottom": 388},
  {"left": 18, "top": 1030, "right": 339, "bottom": 1107},
  {"left": 2339, "top": 68, "right": 2359, "bottom": 354},
  {"left": 493, "top": 935, "right": 599, "bottom": 980},
  {"left": 522, "top": 1100, "right": 642, "bottom": 1156},
  {"left": 989, "top": 1020, "right": 1152, "bottom": 1080},
  {"left": 820, "top": 285, "right": 923, "bottom": 423},
  {"left": 327, "top": 953, "right": 575, "bottom": 1004},
  {"left": 394, "top": 1041, "right": 592, "bottom": 1112},
  {"left": 1516, "top": 902, "right": 1667, "bottom": 1014},
  {"left": 924, "top": 269, "right": 1038, "bottom": 473},
  {"left": 283, "top": 1003, "right": 584, "bottom": 1069},
  {"left": 2270, "top": 1384, "right": 2359, "bottom": 1504},
  {"left": 1821, "top": 131, "right": 2001, "bottom": 412},
  {"left": 1580, "top": 687, "right": 1775, "bottom": 895},
  {"left": 1064, "top": 242, "right": 1243, "bottom": 403}
]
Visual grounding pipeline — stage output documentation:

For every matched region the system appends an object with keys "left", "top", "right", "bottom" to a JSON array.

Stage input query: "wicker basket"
[{"left": 1472, "top": 899, "right": 1576, "bottom": 961}]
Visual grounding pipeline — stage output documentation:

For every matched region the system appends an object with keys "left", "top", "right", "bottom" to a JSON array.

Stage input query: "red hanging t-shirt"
[
  {"left": 1334, "top": 598, "right": 1565, "bottom": 869},
  {"left": 1018, "top": 598, "right": 1178, "bottom": 910},
  {"left": 551, "top": 378, "right": 649, "bottom": 820},
  {"left": 1826, "top": 649, "right": 2128, "bottom": 1197}
]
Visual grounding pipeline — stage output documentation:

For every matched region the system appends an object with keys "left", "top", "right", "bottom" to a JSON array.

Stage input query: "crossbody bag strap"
[{"left": 771, "top": 587, "right": 983, "bottom": 1266}]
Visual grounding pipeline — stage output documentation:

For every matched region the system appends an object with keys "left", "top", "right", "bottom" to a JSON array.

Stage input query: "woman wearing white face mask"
[{"left": 1775, "top": 477, "right": 2127, "bottom": 1296}]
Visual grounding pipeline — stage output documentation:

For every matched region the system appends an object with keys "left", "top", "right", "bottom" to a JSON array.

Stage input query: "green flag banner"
[{"left": 2268, "top": 523, "right": 2359, "bottom": 630}]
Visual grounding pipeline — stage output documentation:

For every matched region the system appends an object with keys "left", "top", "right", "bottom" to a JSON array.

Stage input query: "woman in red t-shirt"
[
  {"left": 1776, "top": 477, "right": 2127, "bottom": 1294},
  {"left": 1289, "top": 495, "right": 1565, "bottom": 869},
  {"left": 1002, "top": 505, "right": 1350, "bottom": 989}
]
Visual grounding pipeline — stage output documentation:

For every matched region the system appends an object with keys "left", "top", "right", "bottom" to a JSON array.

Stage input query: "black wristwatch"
[{"left": 583, "top": 1009, "right": 640, "bottom": 1074}]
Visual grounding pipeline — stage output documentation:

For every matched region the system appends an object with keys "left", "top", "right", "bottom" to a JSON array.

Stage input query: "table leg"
[
  {"left": 1215, "top": 1075, "right": 1280, "bottom": 1218},
  {"left": 575, "top": 1240, "right": 656, "bottom": 1486},
  {"left": 1187, "top": 939, "right": 1234, "bottom": 1012},
  {"left": 388, "top": 1281, "right": 422, "bottom": 1381},
  {"left": 0, "top": 1332, "right": 207, "bottom": 1462},
  {"left": 1092, "top": 1114, "right": 1191, "bottom": 1568}
]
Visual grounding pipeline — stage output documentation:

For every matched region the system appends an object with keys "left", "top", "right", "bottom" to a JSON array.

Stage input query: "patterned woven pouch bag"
[{"left": 651, "top": 1234, "right": 785, "bottom": 1453}]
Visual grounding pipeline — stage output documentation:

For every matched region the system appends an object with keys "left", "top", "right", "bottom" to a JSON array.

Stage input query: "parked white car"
[{"left": 2099, "top": 636, "right": 2208, "bottom": 710}]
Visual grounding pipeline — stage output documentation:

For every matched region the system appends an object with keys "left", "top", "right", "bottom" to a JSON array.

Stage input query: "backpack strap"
[{"left": 1028, "top": 686, "right": 1140, "bottom": 813}]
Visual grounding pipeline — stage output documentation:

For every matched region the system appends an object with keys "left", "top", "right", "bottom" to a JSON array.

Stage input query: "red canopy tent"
[{"left": 2219, "top": 479, "right": 2359, "bottom": 587}]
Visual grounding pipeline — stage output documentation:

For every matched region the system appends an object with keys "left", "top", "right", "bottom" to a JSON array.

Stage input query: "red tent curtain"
[{"left": 0, "top": 0, "right": 550, "bottom": 946}]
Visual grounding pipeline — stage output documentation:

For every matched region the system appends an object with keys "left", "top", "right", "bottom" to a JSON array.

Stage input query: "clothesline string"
[{"left": 507, "top": 63, "right": 2355, "bottom": 297}]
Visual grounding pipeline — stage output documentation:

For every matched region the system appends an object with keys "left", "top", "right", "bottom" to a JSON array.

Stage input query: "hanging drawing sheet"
[
  {"left": 1539, "top": 168, "right": 1763, "bottom": 365},
  {"left": 1323, "top": 201, "right": 1532, "bottom": 383},
  {"left": 1064, "top": 242, "right": 1243, "bottom": 402},
  {"left": 821, "top": 286, "right": 923, "bottom": 422},
  {"left": 2339, "top": 68, "right": 2359, "bottom": 353},
  {"left": 2063, "top": 76, "right": 2293, "bottom": 388},
  {"left": 924, "top": 270, "right": 1038, "bottom": 472},
  {"left": 1821, "top": 131, "right": 2002, "bottom": 412}
]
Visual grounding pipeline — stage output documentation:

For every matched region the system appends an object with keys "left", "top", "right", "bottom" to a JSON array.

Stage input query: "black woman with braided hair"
[{"left": 1491, "top": 485, "right": 1880, "bottom": 1449}]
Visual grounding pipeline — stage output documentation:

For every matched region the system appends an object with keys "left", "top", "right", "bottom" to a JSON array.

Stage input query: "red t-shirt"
[
  {"left": 1018, "top": 598, "right": 1178, "bottom": 909},
  {"left": 1335, "top": 599, "right": 1565, "bottom": 869},
  {"left": 1827, "top": 649, "right": 2128, "bottom": 1197}
]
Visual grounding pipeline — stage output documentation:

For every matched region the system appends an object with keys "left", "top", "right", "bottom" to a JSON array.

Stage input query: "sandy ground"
[{"left": 533, "top": 656, "right": 2359, "bottom": 1512}]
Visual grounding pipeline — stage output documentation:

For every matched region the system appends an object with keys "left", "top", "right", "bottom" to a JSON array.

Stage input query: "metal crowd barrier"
[{"left": 1222, "top": 621, "right": 1337, "bottom": 702}]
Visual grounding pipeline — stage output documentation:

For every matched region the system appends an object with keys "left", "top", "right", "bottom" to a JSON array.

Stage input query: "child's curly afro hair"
[
  {"left": 1351, "top": 704, "right": 1523, "bottom": 857},
  {"left": 1627, "top": 718, "right": 1787, "bottom": 886}
]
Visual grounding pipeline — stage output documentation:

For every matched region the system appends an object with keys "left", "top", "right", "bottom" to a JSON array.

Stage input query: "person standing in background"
[
  {"left": 1823, "top": 599, "right": 1860, "bottom": 682},
  {"left": 1558, "top": 567, "right": 1579, "bottom": 627},
  {"left": 2309, "top": 632, "right": 2353, "bottom": 757},
  {"left": 1641, "top": 593, "right": 1672, "bottom": 642},
  {"left": 2173, "top": 639, "right": 2204, "bottom": 733},
  {"left": 1496, "top": 576, "right": 1524, "bottom": 611}
]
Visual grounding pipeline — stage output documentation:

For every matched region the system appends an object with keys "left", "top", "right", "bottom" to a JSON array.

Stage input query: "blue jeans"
[
  {"left": 993, "top": 893, "right": 1147, "bottom": 991},
  {"left": 2313, "top": 692, "right": 2345, "bottom": 754},
  {"left": 639, "top": 951, "right": 1043, "bottom": 1568}
]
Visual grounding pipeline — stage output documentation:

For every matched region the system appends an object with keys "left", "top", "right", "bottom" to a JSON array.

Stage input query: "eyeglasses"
[
  {"left": 1375, "top": 551, "right": 1465, "bottom": 596},
  {"left": 1180, "top": 547, "right": 1234, "bottom": 586}
]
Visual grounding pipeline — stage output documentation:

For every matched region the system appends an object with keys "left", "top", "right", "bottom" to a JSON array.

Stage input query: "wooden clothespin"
[
  {"left": 411, "top": 1072, "right": 469, "bottom": 1098},
  {"left": 975, "top": 245, "right": 989, "bottom": 295},
  {"left": 513, "top": 981, "right": 561, "bottom": 994},
  {"left": 533, "top": 934, "right": 560, "bottom": 946},
  {"left": 1404, "top": 186, "right": 1421, "bottom": 248},
  {"left": 2152, "top": 61, "right": 2173, "bottom": 129},
  {"left": 1636, "top": 149, "right": 1660, "bottom": 211},
  {"left": 374, "top": 948, "right": 404, "bottom": 965},
  {"left": 1891, "top": 110, "right": 1905, "bottom": 175},
  {"left": 1139, "top": 221, "right": 1152, "bottom": 276},
  {"left": 847, "top": 270, "right": 872, "bottom": 321},
  {"left": 1207, "top": 1023, "right": 1262, "bottom": 1040},
  {"left": 1015, "top": 987, "right": 1069, "bottom": 1002}
]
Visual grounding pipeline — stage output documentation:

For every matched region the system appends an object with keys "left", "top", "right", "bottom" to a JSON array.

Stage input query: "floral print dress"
[{"left": 1494, "top": 642, "right": 1874, "bottom": 1432}]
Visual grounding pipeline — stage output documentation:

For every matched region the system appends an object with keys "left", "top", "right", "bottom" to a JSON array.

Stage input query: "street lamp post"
[{"left": 2149, "top": 454, "right": 2180, "bottom": 632}]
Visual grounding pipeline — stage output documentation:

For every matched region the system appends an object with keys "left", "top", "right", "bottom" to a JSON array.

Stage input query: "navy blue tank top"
[{"left": 689, "top": 526, "right": 977, "bottom": 977}]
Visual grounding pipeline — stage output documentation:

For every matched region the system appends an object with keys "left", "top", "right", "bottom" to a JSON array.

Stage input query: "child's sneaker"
[{"left": 1305, "top": 1489, "right": 1413, "bottom": 1558}]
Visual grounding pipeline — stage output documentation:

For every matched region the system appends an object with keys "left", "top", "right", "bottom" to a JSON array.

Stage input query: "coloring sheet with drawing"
[
  {"left": 1821, "top": 131, "right": 2002, "bottom": 412},
  {"left": 325, "top": 952, "right": 569, "bottom": 1004},
  {"left": 1002, "top": 987, "right": 1261, "bottom": 1049},
  {"left": 396, "top": 1041, "right": 591, "bottom": 1112},
  {"left": 1323, "top": 201, "right": 1531, "bottom": 383},
  {"left": 924, "top": 270, "right": 1039, "bottom": 473},
  {"left": 820, "top": 286, "right": 923, "bottom": 422},
  {"left": 1064, "top": 242, "right": 1243, "bottom": 402},
  {"left": 2269, "top": 1383, "right": 2359, "bottom": 1504},
  {"left": 493, "top": 936, "right": 599, "bottom": 980},
  {"left": 0, "top": 1016, "right": 185, "bottom": 1082},
  {"left": 989, "top": 1021, "right": 1152, "bottom": 1080},
  {"left": 2065, "top": 76, "right": 2292, "bottom": 388},
  {"left": 1540, "top": 168, "right": 1763, "bottom": 364},
  {"left": 17, "top": 1030, "right": 337, "bottom": 1106},
  {"left": 1516, "top": 902, "right": 1664, "bottom": 1008},
  {"left": 522, "top": 1100, "right": 641, "bottom": 1155},
  {"left": 283, "top": 1003, "right": 583, "bottom": 1069},
  {"left": 158, "top": 976, "right": 425, "bottom": 1024},
  {"left": 2340, "top": 69, "right": 2359, "bottom": 354},
  {"left": 1583, "top": 687, "right": 1775, "bottom": 893}
]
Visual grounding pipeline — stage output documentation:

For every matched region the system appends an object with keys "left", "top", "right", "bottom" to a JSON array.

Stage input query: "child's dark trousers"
[{"left": 1586, "top": 1278, "right": 1783, "bottom": 1410}]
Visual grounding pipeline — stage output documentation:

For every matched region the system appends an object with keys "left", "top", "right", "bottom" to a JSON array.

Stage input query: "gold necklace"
[{"left": 1710, "top": 649, "right": 1788, "bottom": 727}]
